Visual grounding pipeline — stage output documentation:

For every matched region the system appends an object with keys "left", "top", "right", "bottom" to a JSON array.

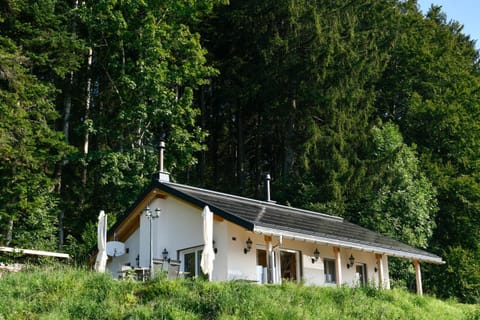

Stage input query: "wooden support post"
[
  {"left": 333, "top": 247, "right": 342, "bottom": 286},
  {"left": 375, "top": 253, "right": 384, "bottom": 289},
  {"left": 264, "top": 235, "right": 273, "bottom": 283},
  {"left": 413, "top": 260, "right": 423, "bottom": 296}
]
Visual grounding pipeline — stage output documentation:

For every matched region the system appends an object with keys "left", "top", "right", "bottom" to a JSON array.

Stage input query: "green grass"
[{"left": 0, "top": 266, "right": 478, "bottom": 319}]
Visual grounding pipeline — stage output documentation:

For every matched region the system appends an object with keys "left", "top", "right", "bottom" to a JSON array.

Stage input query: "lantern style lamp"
[
  {"left": 162, "top": 248, "right": 169, "bottom": 261},
  {"left": 312, "top": 248, "right": 320, "bottom": 264},
  {"left": 244, "top": 237, "right": 253, "bottom": 254},
  {"left": 347, "top": 254, "right": 355, "bottom": 269}
]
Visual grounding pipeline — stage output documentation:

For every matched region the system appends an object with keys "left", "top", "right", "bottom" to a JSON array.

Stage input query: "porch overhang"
[{"left": 253, "top": 226, "right": 444, "bottom": 265}]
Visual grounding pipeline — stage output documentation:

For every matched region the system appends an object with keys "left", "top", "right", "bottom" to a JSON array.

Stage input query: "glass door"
[
  {"left": 279, "top": 249, "right": 300, "bottom": 283},
  {"left": 355, "top": 264, "right": 367, "bottom": 286}
]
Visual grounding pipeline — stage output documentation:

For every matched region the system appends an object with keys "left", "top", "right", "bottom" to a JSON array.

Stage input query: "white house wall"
[
  {"left": 211, "top": 218, "right": 228, "bottom": 281},
  {"left": 225, "top": 222, "right": 257, "bottom": 280},
  {"left": 220, "top": 230, "right": 390, "bottom": 287},
  {"left": 106, "top": 228, "right": 140, "bottom": 277},
  {"left": 107, "top": 194, "right": 231, "bottom": 280}
]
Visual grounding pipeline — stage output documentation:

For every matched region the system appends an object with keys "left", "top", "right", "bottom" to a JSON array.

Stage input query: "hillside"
[{"left": 0, "top": 267, "right": 477, "bottom": 320}]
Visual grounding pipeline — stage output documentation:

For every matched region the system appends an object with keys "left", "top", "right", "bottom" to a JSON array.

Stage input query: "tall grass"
[{"left": 0, "top": 266, "right": 478, "bottom": 319}]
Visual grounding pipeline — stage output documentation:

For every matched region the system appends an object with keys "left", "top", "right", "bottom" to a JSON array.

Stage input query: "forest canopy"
[{"left": 0, "top": 0, "right": 479, "bottom": 302}]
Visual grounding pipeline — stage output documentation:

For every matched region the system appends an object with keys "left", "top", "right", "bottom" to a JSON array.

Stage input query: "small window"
[
  {"left": 257, "top": 249, "right": 267, "bottom": 268},
  {"left": 324, "top": 259, "right": 336, "bottom": 284}
]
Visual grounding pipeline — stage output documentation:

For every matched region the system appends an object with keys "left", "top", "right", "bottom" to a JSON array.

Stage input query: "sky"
[{"left": 417, "top": 0, "right": 480, "bottom": 49}]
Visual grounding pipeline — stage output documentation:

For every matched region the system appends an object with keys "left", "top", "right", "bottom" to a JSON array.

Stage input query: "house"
[{"left": 103, "top": 147, "right": 443, "bottom": 295}]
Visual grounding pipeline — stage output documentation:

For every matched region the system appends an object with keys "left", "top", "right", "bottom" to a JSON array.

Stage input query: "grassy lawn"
[{"left": 0, "top": 266, "right": 478, "bottom": 319}]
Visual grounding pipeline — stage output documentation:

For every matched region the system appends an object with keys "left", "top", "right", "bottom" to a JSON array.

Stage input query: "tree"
[
  {"left": 349, "top": 123, "right": 437, "bottom": 249},
  {"left": 0, "top": 35, "right": 71, "bottom": 249},
  {"left": 368, "top": 3, "right": 480, "bottom": 302},
  {"left": 57, "top": 0, "right": 219, "bottom": 251}
]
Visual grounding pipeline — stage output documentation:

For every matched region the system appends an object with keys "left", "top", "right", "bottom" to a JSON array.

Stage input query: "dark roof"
[
  {"left": 106, "top": 180, "right": 440, "bottom": 264},
  {"left": 157, "top": 181, "right": 443, "bottom": 264}
]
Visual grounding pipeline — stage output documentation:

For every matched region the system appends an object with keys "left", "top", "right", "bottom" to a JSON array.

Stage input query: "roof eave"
[{"left": 254, "top": 226, "right": 444, "bottom": 265}]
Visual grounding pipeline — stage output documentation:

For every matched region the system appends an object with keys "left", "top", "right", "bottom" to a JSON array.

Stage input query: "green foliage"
[
  {"left": 372, "top": 3, "right": 480, "bottom": 303},
  {"left": 0, "top": 33, "right": 72, "bottom": 249},
  {"left": 0, "top": 268, "right": 477, "bottom": 319},
  {"left": 53, "top": 0, "right": 219, "bottom": 247},
  {"left": 353, "top": 123, "right": 437, "bottom": 249},
  {"left": 425, "top": 246, "right": 480, "bottom": 304}
]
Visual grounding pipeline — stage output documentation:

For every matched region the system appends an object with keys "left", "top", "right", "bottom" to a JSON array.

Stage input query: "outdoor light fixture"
[
  {"left": 347, "top": 254, "right": 355, "bottom": 269},
  {"left": 312, "top": 248, "right": 320, "bottom": 264},
  {"left": 144, "top": 206, "right": 161, "bottom": 276},
  {"left": 244, "top": 237, "right": 253, "bottom": 254},
  {"left": 213, "top": 240, "right": 218, "bottom": 254},
  {"left": 162, "top": 248, "right": 169, "bottom": 260}
]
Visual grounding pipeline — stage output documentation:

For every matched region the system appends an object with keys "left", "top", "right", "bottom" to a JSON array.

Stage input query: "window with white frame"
[
  {"left": 180, "top": 246, "right": 207, "bottom": 279},
  {"left": 324, "top": 258, "right": 336, "bottom": 284}
]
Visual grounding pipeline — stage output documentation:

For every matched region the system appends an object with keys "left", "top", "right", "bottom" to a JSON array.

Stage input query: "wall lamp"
[
  {"left": 346, "top": 254, "right": 355, "bottom": 269},
  {"left": 213, "top": 240, "right": 218, "bottom": 254},
  {"left": 312, "top": 248, "right": 320, "bottom": 263},
  {"left": 244, "top": 237, "right": 253, "bottom": 254},
  {"left": 162, "top": 248, "right": 169, "bottom": 261}
]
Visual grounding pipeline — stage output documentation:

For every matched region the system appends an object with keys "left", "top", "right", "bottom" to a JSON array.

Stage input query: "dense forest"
[{"left": 0, "top": 0, "right": 479, "bottom": 302}]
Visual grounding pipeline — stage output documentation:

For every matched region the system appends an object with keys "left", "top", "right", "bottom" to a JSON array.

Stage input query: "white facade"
[{"left": 106, "top": 191, "right": 390, "bottom": 288}]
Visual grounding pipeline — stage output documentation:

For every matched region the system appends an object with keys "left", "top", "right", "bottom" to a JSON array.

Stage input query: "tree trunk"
[
  {"left": 82, "top": 47, "right": 93, "bottom": 188},
  {"left": 5, "top": 220, "right": 13, "bottom": 246},
  {"left": 236, "top": 105, "right": 245, "bottom": 190},
  {"left": 57, "top": 0, "right": 80, "bottom": 247}
]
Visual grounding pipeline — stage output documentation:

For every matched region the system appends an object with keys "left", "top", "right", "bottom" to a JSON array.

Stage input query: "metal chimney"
[
  {"left": 159, "top": 140, "right": 165, "bottom": 173},
  {"left": 265, "top": 173, "right": 271, "bottom": 202},
  {"left": 157, "top": 140, "right": 170, "bottom": 182}
]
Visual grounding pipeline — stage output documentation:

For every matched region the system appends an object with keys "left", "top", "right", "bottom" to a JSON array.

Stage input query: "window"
[
  {"left": 181, "top": 247, "right": 207, "bottom": 279},
  {"left": 324, "top": 259, "right": 336, "bottom": 284},
  {"left": 355, "top": 264, "right": 367, "bottom": 286},
  {"left": 257, "top": 249, "right": 268, "bottom": 283},
  {"left": 257, "top": 249, "right": 267, "bottom": 268}
]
